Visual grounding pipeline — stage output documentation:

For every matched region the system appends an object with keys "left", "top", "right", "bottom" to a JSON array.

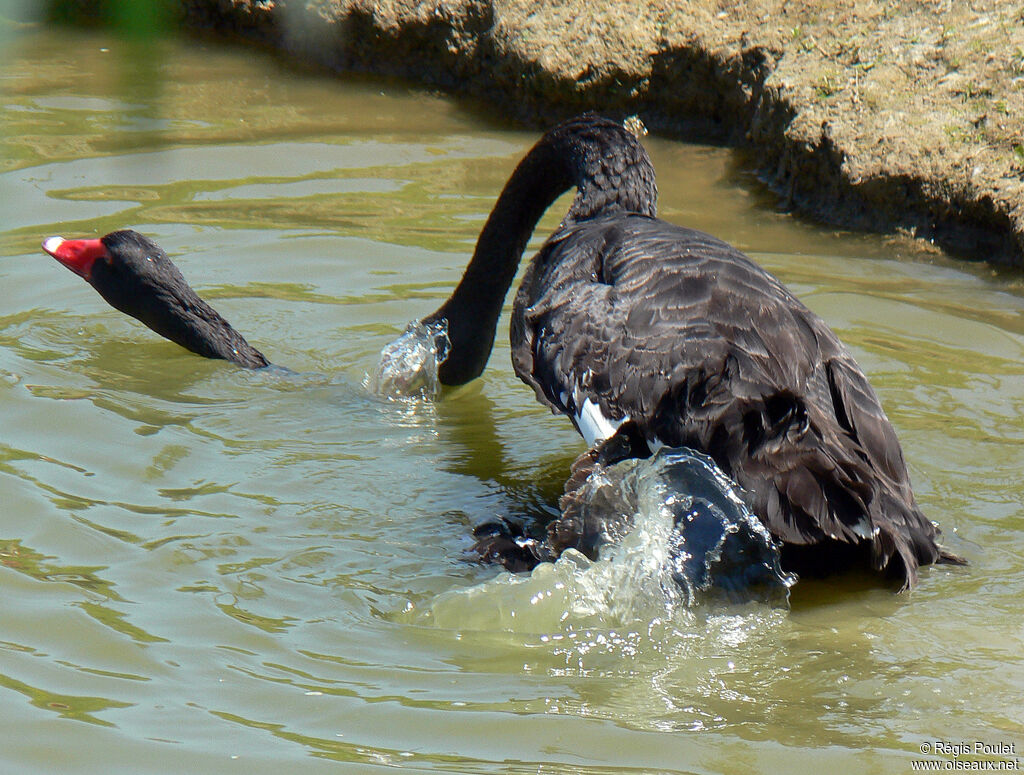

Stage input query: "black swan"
[
  {"left": 385, "top": 114, "right": 963, "bottom": 590},
  {"left": 41, "top": 114, "right": 964, "bottom": 591}
]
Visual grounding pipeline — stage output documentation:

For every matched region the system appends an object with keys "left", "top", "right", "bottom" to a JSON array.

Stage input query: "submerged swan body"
[{"left": 393, "top": 114, "right": 963, "bottom": 590}]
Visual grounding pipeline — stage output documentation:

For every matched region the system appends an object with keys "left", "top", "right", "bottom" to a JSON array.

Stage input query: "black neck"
[
  {"left": 426, "top": 115, "right": 657, "bottom": 386},
  {"left": 150, "top": 292, "right": 270, "bottom": 369},
  {"left": 90, "top": 259, "right": 269, "bottom": 370}
]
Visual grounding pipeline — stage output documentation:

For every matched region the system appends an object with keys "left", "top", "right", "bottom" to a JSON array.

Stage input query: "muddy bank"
[{"left": 54, "top": 0, "right": 1024, "bottom": 265}]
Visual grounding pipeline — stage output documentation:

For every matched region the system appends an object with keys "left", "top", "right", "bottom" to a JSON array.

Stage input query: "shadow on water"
[{"left": 433, "top": 384, "right": 569, "bottom": 525}]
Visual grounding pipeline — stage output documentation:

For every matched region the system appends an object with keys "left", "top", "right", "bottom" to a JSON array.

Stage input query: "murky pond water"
[{"left": 1, "top": 26, "right": 1022, "bottom": 775}]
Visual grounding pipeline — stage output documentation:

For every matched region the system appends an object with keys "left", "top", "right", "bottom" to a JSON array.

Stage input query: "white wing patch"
[{"left": 575, "top": 396, "right": 629, "bottom": 447}]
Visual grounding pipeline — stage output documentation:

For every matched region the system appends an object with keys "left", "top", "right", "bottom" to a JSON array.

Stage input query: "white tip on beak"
[{"left": 42, "top": 236, "right": 65, "bottom": 256}]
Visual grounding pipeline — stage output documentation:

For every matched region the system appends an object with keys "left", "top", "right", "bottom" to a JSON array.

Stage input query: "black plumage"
[{"left": 427, "top": 114, "right": 963, "bottom": 589}]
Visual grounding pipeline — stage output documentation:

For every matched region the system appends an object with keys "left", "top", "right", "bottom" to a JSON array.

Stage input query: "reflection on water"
[{"left": 0, "top": 24, "right": 1022, "bottom": 775}]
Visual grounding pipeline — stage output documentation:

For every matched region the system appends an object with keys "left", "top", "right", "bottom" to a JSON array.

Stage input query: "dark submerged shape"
[
  {"left": 43, "top": 230, "right": 268, "bottom": 369},
  {"left": 425, "top": 114, "right": 963, "bottom": 590}
]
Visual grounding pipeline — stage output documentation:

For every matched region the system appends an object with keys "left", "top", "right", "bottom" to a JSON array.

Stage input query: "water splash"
[
  {"left": 565, "top": 447, "right": 795, "bottom": 611},
  {"left": 366, "top": 318, "right": 451, "bottom": 399},
  {"left": 412, "top": 448, "right": 794, "bottom": 638},
  {"left": 638, "top": 448, "right": 796, "bottom": 606}
]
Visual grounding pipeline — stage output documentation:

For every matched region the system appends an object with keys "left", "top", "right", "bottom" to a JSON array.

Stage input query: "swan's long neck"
[{"left": 426, "top": 115, "right": 657, "bottom": 386}]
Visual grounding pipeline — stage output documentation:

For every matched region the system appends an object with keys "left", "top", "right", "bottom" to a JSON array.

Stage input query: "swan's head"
[
  {"left": 42, "top": 229, "right": 269, "bottom": 368},
  {"left": 43, "top": 228, "right": 178, "bottom": 327},
  {"left": 43, "top": 229, "right": 185, "bottom": 299},
  {"left": 43, "top": 229, "right": 199, "bottom": 328}
]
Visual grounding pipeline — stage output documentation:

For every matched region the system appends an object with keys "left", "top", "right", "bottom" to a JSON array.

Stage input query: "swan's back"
[{"left": 512, "top": 213, "right": 956, "bottom": 588}]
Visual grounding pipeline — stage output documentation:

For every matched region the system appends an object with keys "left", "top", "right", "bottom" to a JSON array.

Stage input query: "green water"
[{"left": 1, "top": 27, "right": 1022, "bottom": 775}]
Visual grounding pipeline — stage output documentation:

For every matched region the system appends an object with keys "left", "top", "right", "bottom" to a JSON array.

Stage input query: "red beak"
[{"left": 42, "top": 236, "right": 108, "bottom": 280}]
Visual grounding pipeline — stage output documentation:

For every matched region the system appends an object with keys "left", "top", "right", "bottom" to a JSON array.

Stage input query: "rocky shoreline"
[{"left": 54, "top": 0, "right": 1024, "bottom": 265}]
